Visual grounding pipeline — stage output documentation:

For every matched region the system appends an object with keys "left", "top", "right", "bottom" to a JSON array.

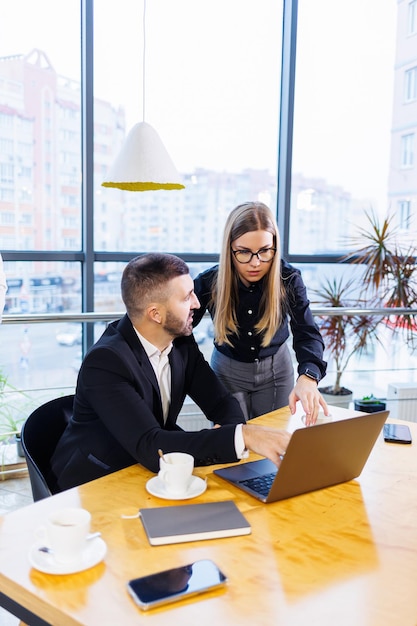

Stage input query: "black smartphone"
[
  {"left": 127, "top": 559, "right": 227, "bottom": 611},
  {"left": 383, "top": 423, "right": 412, "bottom": 444}
]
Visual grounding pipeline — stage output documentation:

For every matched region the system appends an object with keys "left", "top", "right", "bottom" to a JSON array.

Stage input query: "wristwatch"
[{"left": 298, "top": 368, "right": 320, "bottom": 383}]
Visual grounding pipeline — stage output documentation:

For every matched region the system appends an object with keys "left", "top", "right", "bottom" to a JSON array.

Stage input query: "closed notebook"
[{"left": 139, "top": 500, "right": 251, "bottom": 546}]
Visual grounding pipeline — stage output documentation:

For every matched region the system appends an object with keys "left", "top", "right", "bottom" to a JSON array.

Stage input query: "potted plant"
[
  {"left": 0, "top": 370, "right": 30, "bottom": 468},
  {"left": 313, "top": 211, "right": 417, "bottom": 407},
  {"left": 312, "top": 276, "right": 381, "bottom": 407},
  {"left": 354, "top": 394, "right": 387, "bottom": 413},
  {"left": 0, "top": 414, "right": 25, "bottom": 456}
]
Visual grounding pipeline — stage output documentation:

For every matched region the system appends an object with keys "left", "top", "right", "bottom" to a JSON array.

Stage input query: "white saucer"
[
  {"left": 146, "top": 475, "right": 207, "bottom": 500},
  {"left": 28, "top": 536, "right": 107, "bottom": 575}
]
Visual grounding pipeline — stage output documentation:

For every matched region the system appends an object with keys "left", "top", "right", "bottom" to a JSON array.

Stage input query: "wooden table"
[{"left": 1, "top": 405, "right": 417, "bottom": 626}]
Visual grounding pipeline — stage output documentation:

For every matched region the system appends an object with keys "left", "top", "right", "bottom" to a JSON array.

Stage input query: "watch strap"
[{"left": 298, "top": 368, "right": 320, "bottom": 383}]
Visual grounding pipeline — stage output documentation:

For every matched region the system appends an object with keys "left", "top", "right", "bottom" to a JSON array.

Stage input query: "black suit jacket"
[{"left": 50, "top": 315, "right": 245, "bottom": 490}]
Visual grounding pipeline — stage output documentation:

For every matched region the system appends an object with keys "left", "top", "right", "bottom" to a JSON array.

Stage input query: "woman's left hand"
[{"left": 288, "top": 375, "right": 329, "bottom": 426}]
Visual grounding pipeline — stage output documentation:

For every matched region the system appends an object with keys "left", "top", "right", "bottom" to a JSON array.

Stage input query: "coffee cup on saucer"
[
  {"left": 36, "top": 507, "right": 91, "bottom": 564},
  {"left": 158, "top": 452, "right": 194, "bottom": 496}
]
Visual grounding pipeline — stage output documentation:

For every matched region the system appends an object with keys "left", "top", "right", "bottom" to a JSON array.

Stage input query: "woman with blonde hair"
[{"left": 193, "top": 201, "right": 328, "bottom": 422}]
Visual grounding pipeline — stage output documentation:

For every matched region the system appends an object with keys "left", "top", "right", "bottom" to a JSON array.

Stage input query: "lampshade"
[{"left": 102, "top": 121, "right": 185, "bottom": 191}]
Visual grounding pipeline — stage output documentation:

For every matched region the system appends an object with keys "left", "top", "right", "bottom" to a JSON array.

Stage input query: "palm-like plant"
[
  {"left": 344, "top": 210, "right": 417, "bottom": 348},
  {"left": 314, "top": 211, "right": 417, "bottom": 395},
  {"left": 313, "top": 277, "right": 381, "bottom": 394},
  {"left": 0, "top": 370, "right": 28, "bottom": 443},
  {"left": 343, "top": 210, "right": 398, "bottom": 292}
]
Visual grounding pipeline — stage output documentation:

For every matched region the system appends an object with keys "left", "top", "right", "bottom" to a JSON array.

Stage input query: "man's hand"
[
  {"left": 242, "top": 424, "right": 291, "bottom": 466},
  {"left": 288, "top": 375, "right": 329, "bottom": 425}
]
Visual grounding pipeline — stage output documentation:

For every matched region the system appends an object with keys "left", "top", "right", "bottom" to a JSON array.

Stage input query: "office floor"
[
  {"left": 0, "top": 474, "right": 33, "bottom": 626},
  {"left": 0, "top": 474, "right": 33, "bottom": 516}
]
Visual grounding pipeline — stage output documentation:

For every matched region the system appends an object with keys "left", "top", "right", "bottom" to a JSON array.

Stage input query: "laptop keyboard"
[{"left": 240, "top": 471, "right": 277, "bottom": 496}]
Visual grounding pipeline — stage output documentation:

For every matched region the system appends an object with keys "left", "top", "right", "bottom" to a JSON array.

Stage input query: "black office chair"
[{"left": 21, "top": 394, "right": 74, "bottom": 501}]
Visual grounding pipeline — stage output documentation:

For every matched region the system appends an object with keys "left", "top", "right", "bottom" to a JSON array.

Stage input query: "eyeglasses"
[{"left": 231, "top": 247, "right": 276, "bottom": 264}]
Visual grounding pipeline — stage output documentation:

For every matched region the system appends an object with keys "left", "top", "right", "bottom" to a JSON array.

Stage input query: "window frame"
[
  {"left": 399, "top": 199, "right": 411, "bottom": 228},
  {"left": 401, "top": 133, "right": 415, "bottom": 168},
  {"left": 408, "top": 0, "right": 417, "bottom": 35},
  {"left": 405, "top": 66, "right": 417, "bottom": 102}
]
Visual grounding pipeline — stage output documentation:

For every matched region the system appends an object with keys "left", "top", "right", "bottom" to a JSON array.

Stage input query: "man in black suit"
[{"left": 50, "top": 253, "right": 291, "bottom": 491}]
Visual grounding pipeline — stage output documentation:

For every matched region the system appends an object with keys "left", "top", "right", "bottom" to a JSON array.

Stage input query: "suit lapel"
[
  {"left": 116, "top": 315, "right": 164, "bottom": 422},
  {"left": 167, "top": 346, "right": 185, "bottom": 422},
  {"left": 116, "top": 315, "right": 187, "bottom": 426}
]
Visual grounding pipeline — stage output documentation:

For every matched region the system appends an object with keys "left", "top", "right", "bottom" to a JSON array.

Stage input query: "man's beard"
[{"left": 163, "top": 310, "right": 193, "bottom": 338}]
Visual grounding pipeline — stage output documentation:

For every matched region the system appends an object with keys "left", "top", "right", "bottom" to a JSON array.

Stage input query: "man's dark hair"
[{"left": 121, "top": 253, "right": 189, "bottom": 319}]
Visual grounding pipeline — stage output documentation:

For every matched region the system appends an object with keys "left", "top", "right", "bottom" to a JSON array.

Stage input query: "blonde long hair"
[{"left": 212, "top": 202, "right": 285, "bottom": 347}]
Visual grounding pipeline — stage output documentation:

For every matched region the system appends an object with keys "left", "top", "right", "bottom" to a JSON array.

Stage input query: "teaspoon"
[{"left": 38, "top": 531, "right": 101, "bottom": 554}]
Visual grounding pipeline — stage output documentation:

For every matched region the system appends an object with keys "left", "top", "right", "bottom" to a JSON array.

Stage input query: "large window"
[
  {"left": 0, "top": 1, "right": 81, "bottom": 255},
  {"left": 289, "top": 0, "right": 398, "bottom": 261},
  {"left": 93, "top": 0, "right": 282, "bottom": 255}
]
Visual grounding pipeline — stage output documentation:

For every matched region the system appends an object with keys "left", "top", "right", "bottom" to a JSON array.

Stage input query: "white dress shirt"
[{"left": 135, "top": 329, "right": 172, "bottom": 423}]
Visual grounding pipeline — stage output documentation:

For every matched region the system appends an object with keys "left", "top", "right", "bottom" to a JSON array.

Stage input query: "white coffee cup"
[
  {"left": 37, "top": 507, "right": 91, "bottom": 564},
  {"left": 158, "top": 452, "right": 194, "bottom": 496}
]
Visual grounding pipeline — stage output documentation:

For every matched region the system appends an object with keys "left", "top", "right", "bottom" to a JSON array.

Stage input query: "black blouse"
[{"left": 193, "top": 260, "right": 327, "bottom": 381}]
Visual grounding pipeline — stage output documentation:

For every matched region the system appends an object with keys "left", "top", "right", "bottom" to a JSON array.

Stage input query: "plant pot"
[
  {"left": 319, "top": 386, "right": 353, "bottom": 409},
  {"left": 354, "top": 400, "right": 386, "bottom": 414},
  {"left": 15, "top": 433, "right": 25, "bottom": 458}
]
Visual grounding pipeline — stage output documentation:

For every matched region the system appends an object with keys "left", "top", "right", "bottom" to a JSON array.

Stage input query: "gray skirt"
[{"left": 210, "top": 343, "right": 294, "bottom": 421}]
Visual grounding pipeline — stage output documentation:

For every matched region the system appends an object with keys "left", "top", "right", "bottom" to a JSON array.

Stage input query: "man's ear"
[{"left": 147, "top": 304, "right": 162, "bottom": 324}]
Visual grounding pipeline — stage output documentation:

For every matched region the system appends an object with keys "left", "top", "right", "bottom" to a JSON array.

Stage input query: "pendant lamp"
[{"left": 102, "top": 1, "right": 184, "bottom": 192}]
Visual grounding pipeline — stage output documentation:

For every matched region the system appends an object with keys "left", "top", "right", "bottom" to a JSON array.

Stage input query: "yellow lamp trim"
[
  {"left": 102, "top": 181, "right": 185, "bottom": 191},
  {"left": 102, "top": 122, "right": 184, "bottom": 193}
]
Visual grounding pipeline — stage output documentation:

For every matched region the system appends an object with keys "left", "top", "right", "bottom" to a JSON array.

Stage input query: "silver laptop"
[{"left": 214, "top": 410, "right": 389, "bottom": 503}]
